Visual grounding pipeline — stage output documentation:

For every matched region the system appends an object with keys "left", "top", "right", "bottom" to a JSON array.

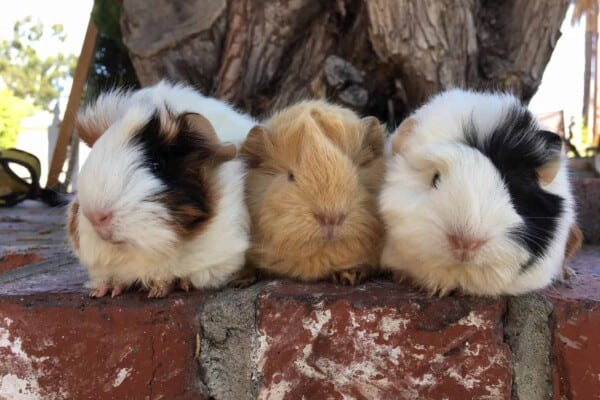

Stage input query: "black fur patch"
[
  {"left": 133, "top": 113, "right": 215, "bottom": 236},
  {"left": 464, "top": 104, "right": 564, "bottom": 267}
]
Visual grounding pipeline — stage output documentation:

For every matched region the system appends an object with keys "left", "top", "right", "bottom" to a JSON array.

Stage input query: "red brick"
[
  {"left": 256, "top": 281, "right": 511, "bottom": 400},
  {"left": 546, "top": 245, "right": 600, "bottom": 302},
  {"left": 572, "top": 178, "right": 600, "bottom": 244},
  {"left": 0, "top": 253, "right": 44, "bottom": 274},
  {"left": 550, "top": 300, "right": 600, "bottom": 400},
  {"left": 545, "top": 247, "right": 600, "bottom": 400},
  {"left": 0, "top": 293, "right": 206, "bottom": 400}
]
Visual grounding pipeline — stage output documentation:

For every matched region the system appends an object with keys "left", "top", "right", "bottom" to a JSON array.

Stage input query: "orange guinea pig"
[{"left": 239, "top": 100, "right": 386, "bottom": 284}]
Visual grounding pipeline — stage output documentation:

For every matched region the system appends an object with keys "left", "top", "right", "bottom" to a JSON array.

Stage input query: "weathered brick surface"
[
  {"left": 0, "top": 200, "right": 73, "bottom": 280},
  {"left": 256, "top": 281, "right": 511, "bottom": 400},
  {"left": 572, "top": 178, "right": 600, "bottom": 245},
  {"left": 544, "top": 246, "right": 600, "bottom": 400},
  {"left": 0, "top": 293, "right": 207, "bottom": 400},
  {"left": 0, "top": 253, "right": 44, "bottom": 274},
  {"left": 0, "top": 202, "right": 208, "bottom": 399},
  {"left": 549, "top": 300, "right": 600, "bottom": 400},
  {"left": 0, "top": 255, "right": 86, "bottom": 297},
  {"left": 1, "top": 194, "right": 599, "bottom": 400}
]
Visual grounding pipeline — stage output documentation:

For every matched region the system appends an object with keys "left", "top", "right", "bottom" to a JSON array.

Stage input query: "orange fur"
[
  {"left": 565, "top": 223, "right": 583, "bottom": 261},
  {"left": 240, "top": 100, "right": 386, "bottom": 283},
  {"left": 75, "top": 116, "right": 108, "bottom": 147}
]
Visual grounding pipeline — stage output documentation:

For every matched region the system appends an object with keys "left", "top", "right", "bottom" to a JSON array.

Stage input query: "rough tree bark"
[{"left": 119, "top": 0, "right": 570, "bottom": 125}]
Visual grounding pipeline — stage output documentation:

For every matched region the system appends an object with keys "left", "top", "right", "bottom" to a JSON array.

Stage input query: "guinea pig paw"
[
  {"left": 147, "top": 282, "right": 176, "bottom": 298},
  {"left": 331, "top": 266, "right": 370, "bottom": 286},
  {"left": 227, "top": 267, "right": 260, "bottom": 289},
  {"left": 110, "top": 283, "right": 127, "bottom": 298},
  {"left": 178, "top": 278, "right": 192, "bottom": 292},
  {"left": 431, "top": 286, "right": 458, "bottom": 298},
  {"left": 89, "top": 285, "right": 110, "bottom": 298},
  {"left": 392, "top": 271, "right": 408, "bottom": 284},
  {"left": 561, "top": 265, "right": 578, "bottom": 283}
]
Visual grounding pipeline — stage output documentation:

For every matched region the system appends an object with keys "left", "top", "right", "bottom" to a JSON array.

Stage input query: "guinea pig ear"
[
  {"left": 179, "top": 112, "right": 237, "bottom": 163},
  {"left": 240, "top": 125, "right": 272, "bottom": 168},
  {"left": 75, "top": 90, "right": 132, "bottom": 147},
  {"left": 391, "top": 117, "right": 417, "bottom": 155},
  {"left": 75, "top": 112, "right": 110, "bottom": 147},
  {"left": 536, "top": 130, "right": 563, "bottom": 185},
  {"left": 361, "top": 116, "right": 386, "bottom": 156}
]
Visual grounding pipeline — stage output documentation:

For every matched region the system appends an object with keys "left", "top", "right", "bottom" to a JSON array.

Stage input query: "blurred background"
[{"left": 0, "top": 0, "right": 599, "bottom": 193}]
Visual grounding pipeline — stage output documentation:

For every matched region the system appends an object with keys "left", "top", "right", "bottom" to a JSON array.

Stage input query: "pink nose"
[
  {"left": 447, "top": 234, "right": 486, "bottom": 262},
  {"left": 84, "top": 209, "right": 114, "bottom": 240},
  {"left": 314, "top": 213, "right": 347, "bottom": 240}
]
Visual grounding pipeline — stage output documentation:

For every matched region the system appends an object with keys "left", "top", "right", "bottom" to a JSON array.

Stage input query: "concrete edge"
[
  {"left": 198, "top": 282, "right": 266, "bottom": 400},
  {"left": 505, "top": 294, "right": 554, "bottom": 400}
]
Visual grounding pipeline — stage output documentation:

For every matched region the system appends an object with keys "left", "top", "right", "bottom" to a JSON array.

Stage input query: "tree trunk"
[{"left": 119, "top": 0, "right": 570, "bottom": 125}]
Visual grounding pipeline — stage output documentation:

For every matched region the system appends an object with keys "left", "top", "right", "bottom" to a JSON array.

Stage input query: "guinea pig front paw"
[
  {"left": 227, "top": 266, "right": 260, "bottom": 289},
  {"left": 330, "top": 265, "right": 372, "bottom": 286},
  {"left": 392, "top": 271, "right": 408, "bottom": 284},
  {"left": 178, "top": 278, "right": 192, "bottom": 292},
  {"left": 89, "top": 283, "right": 129, "bottom": 298},
  {"left": 110, "top": 283, "right": 128, "bottom": 298},
  {"left": 146, "top": 281, "right": 176, "bottom": 298},
  {"left": 89, "top": 285, "right": 110, "bottom": 298},
  {"left": 391, "top": 272, "right": 457, "bottom": 298},
  {"left": 560, "top": 264, "right": 578, "bottom": 287}
]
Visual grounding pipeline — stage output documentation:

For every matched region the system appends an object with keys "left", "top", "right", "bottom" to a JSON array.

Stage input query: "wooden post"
[{"left": 46, "top": 17, "right": 97, "bottom": 189}]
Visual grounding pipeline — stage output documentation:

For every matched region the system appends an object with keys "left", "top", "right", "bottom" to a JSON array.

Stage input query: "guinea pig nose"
[
  {"left": 447, "top": 234, "right": 486, "bottom": 262},
  {"left": 84, "top": 209, "right": 114, "bottom": 227},
  {"left": 314, "top": 212, "right": 347, "bottom": 227},
  {"left": 314, "top": 213, "right": 347, "bottom": 240}
]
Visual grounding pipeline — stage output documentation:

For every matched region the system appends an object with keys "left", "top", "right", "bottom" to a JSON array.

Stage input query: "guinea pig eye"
[
  {"left": 431, "top": 172, "right": 440, "bottom": 188},
  {"left": 287, "top": 171, "right": 295, "bottom": 182},
  {"left": 148, "top": 160, "right": 162, "bottom": 173}
]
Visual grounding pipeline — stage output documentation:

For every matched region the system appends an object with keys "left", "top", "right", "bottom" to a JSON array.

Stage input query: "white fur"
[
  {"left": 131, "top": 80, "right": 256, "bottom": 145},
  {"left": 400, "top": 88, "right": 522, "bottom": 148},
  {"left": 71, "top": 81, "right": 254, "bottom": 292},
  {"left": 76, "top": 160, "right": 250, "bottom": 290},
  {"left": 77, "top": 80, "right": 256, "bottom": 146},
  {"left": 380, "top": 88, "right": 576, "bottom": 296}
]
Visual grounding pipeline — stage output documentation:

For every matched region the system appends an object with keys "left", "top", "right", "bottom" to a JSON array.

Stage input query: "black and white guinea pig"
[
  {"left": 67, "top": 80, "right": 254, "bottom": 298},
  {"left": 379, "top": 88, "right": 582, "bottom": 296}
]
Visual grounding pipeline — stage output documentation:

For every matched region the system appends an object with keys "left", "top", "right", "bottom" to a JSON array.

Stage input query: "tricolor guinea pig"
[
  {"left": 379, "top": 88, "right": 582, "bottom": 296},
  {"left": 239, "top": 100, "right": 386, "bottom": 285},
  {"left": 67, "top": 80, "right": 254, "bottom": 298}
]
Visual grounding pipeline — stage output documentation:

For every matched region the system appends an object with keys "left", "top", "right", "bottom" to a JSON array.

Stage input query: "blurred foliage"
[
  {"left": 565, "top": 115, "right": 599, "bottom": 158},
  {"left": 0, "top": 16, "right": 77, "bottom": 111},
  {"left": 0, "top": 88, "right": 33, "bottom": 148},
  {"left": 89, "top": 0, "right": 139, "bottom": 99}
]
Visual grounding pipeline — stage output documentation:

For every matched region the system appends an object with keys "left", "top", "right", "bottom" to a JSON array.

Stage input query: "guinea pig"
[
  {"left": 379, "top": 88, "right": 582, "bottom": 296},
  {"left": 67, "top": 80, "right": 254, "bottom": 298},
  {"left": 239, "top": 100, "right": 386, "bottom": 285}
]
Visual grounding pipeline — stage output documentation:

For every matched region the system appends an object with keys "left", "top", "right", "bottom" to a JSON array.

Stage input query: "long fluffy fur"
[
  {"left": 74, "top": 160, "right": 250, "bottom": 290},
  {"left": 68, "top": 80, "right": 254, "bottom": 296},
  {"left": 380, "top": 88, "right": 577, "bottom": 296},
  {"left": 240, "top": 100, "right": 386, "bottom": 282}
]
